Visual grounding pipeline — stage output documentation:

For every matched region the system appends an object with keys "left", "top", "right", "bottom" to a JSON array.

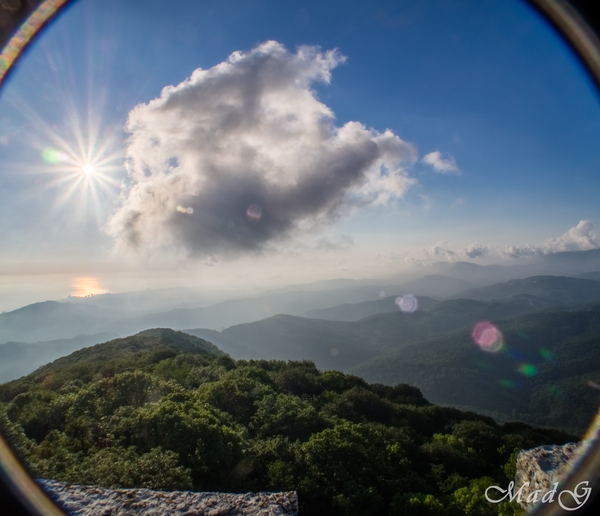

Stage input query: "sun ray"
[{"left": 0, "top": 2, "right": 128, "bottom": 263}]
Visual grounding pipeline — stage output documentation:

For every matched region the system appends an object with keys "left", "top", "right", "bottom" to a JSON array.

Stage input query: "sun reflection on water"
[{"left": 71, "top": 276, "right": 108, "bottom": 297}]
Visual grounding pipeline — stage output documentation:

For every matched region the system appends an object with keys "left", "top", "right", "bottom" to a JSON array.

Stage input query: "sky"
[{"left": 0, "top": 0, "right": 600, "bottom": 310}]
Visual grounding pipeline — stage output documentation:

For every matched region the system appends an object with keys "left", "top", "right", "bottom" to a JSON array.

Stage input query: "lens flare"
[
  {"left": 36, "top": 138, "right": 121, "bottom": 221},
  {"left": 587, "top": 381, "right": 600, "bottom": 392},
  {"left": 471, "top": 321, "right": 503, "bottom": 352},
  {"left": 42, "top": 147, "right": 69, "bottom": 164},
  {"left": 517, "top": 363, "right": 538, "bottom": 377},
  {"left": 396, "top": 294, "right": 418, "bottom": 313},
  {"left": 246, "top": 204, "right": 262, "bottom": 221}
]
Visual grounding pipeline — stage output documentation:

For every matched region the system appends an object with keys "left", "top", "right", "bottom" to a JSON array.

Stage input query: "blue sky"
[{"left": 0, "top": 0, "right": 599, "bottom": 307}]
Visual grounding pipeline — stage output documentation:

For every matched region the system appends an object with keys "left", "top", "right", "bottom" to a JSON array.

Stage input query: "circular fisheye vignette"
[
  {"left": 0, "top": 3, "right": 74, "bottom": 514},
  {"left": 0, "top": 431, "right": 67, "bottom": 516},
  {"left": 523, "top": 2, "right": 600, "bottom": 514},
  {"left": 0, "top": 0, "right": 71, "bottom": 89},
  {"left": 527, "top": 0, "right": 600, "bottom": 91},
  {"left": 1, "top": 1, "right": 600, "bottom": 516}
]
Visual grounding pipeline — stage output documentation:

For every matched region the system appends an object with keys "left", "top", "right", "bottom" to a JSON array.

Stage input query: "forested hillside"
[
  {"left": 185, "top": 295, "right": 581, "bottom": 370},
  {"left": 0, "top": 330, "right": 576, "bottom": 515},
  {"left": 351, "top": 309, "right": 600, "bottom": 433},
  {"left": 0, "top": 333, "right": 118, "bottom": 383}
]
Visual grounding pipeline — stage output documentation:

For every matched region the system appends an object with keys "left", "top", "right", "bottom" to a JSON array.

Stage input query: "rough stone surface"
[
  {"left": 38, "top": 480, "right": 299, "bottom": 516},
  {"left": 514, "top": 442, "right": 584, "bottom": 512}
]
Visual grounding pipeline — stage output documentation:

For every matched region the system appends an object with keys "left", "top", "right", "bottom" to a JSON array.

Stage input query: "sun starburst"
[
  {"left": 5, "top": 67, "right": 125, "bottom": 224},
  {"left": 38, "top": 134, "right": 123, "bottom": 220}
]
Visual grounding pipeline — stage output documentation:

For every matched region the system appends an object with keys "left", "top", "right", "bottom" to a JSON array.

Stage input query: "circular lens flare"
[
  {"left": 471, "top": 321, "right": 503, "bottom": 352},
  {"left": 396, "top": 294, "right": 418, "bottom": 313},
  {"left": 246, "top": 204, "right": 262, "bottom": 221}
]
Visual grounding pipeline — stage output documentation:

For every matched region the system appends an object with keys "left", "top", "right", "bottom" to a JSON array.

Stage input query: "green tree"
[
  {"left": 76, "top": 447, "right": 193, "bottom": 491},
  {"left": 250, "top": 393, "right": 326, "bottom": 441},
  {"left": 154, "top": 358, "right": 193, "bottom": 387},
  {"left": 391, "top": 492, "right": 446, "bottom": 516},
  {"left": 299, "top": 421, "right": 409, "bottom": 515},
  {"left": 106, "top": 393, "right": 246, "bottom": 489},
  {"left": 450, "top": 476, "right": 523, "bottom": 516},
  {"left": 198, "top": 377, "right": 268, "bottom": 425}
]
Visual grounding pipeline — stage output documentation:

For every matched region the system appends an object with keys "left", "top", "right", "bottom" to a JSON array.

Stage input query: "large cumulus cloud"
[{"left": 108, "top": 41, "right": 416, "bottom": 257}]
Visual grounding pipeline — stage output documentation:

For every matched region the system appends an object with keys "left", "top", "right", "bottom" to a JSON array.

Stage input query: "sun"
[
  {"left": 82, "top": 164, "right": 96, "bottom": 176},
  {"left": 71, "top": 276, "right": 108, "bottom": 297},
  {"left": 37, "top": 131, "right": 122, "bottom": 216}
]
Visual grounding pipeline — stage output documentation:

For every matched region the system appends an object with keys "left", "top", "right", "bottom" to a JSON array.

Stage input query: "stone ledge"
[
  {"left": 38, "top": 479, "right": 299, "bottom": 516},
  {"left": 514, "top": 442, "right": 584, "bottom": 512}
]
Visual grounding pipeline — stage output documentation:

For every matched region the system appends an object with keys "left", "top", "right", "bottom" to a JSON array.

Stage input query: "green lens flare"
[
  {"left": 42, "top": 147, "right": 60, "bottom": 163},
  {"left": 518, "top": 364, "right": 538, "bottom": 377}
]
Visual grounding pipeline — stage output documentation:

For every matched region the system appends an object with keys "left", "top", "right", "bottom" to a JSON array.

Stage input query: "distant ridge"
[
  {"left": 0, "top": 328, "right": 225, "bottom": 393},
  {"left": 455, "top": 275, "right": 600, "bottom": 305},
  {"left": 184, "top": 295, "right": 565, "bottom": 370},
  {"left": 63, "top": 328, "right": 226, "bottom": 363},
  {"left": 350, "top": 307, "right": 600, "bottom": 433},
  {"left": 0, "top": 301, "right": 110, "bottom": 343},
  {"left": 541, "top": 248, "right": 600, "bottom": 265},
  {"left": 302, "top": 295, "right": 439, "bottom": 322},
  {"left": 394, "top": 273, "right": 477, "bottom": 296},
  {"left": 0, "top": 332, "right": 117, "bottom": 383},
  {"left": 575, "top": 271, "right": 600, "bottom": 282}
]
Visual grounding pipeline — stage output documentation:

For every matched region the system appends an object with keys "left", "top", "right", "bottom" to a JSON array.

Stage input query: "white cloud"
[
  {"left": 422, "top": 151, "right": 460, "bottom": 174},
  {"left": 424, "top": 242, "right": 490, "bottom": 261},
  {"left": 543, "top": 219, "right": 600, "bottom": 252},
  {"left": 108, "top": 41, "right": 417, "bottom": 258},
  {"left": 501, "top": 220, "right": 600, "bottom": 258},
  {"left": 500, "top": 244, "right": 542, "bottom": 259},
  {"left": 460, "top": 244, "right": 489, "bottom": 259},
  {"left": 425, "top": 242, "right": 456, "bottom": 260},
  {"left": 203, "top": 255, "right": 218, "bottom": 267},
  {"left": 419, "top": 221, "right": 598, "bottom": 264}
]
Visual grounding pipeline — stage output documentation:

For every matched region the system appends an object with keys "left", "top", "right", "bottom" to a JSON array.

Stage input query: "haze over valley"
[{"left": 3, "top": 249, "right": 600, "bottom": 434}]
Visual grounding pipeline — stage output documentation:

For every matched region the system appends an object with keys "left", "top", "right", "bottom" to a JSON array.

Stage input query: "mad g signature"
[{"left": 485, "top": 481, "right": 592, "bottom": 511}]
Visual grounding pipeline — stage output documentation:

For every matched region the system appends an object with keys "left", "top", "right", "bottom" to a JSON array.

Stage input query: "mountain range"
[
  {"left": 184, "top": 285, "right": 596, "bottom": 372},
  {"left": 349, "top": 308, "right": 600, "bottom": 432},
  {"left": 2, "top": 260, "right": 600, "bottom": 434},
  {"left": 0, "top": 332, "right": 118, "bottom": 384},
  {"left": 0, "top": 274, "right": 477, "bottom": 344},
  {"left": 0, "top": 328, "right": 576, "bottom": 515}
]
